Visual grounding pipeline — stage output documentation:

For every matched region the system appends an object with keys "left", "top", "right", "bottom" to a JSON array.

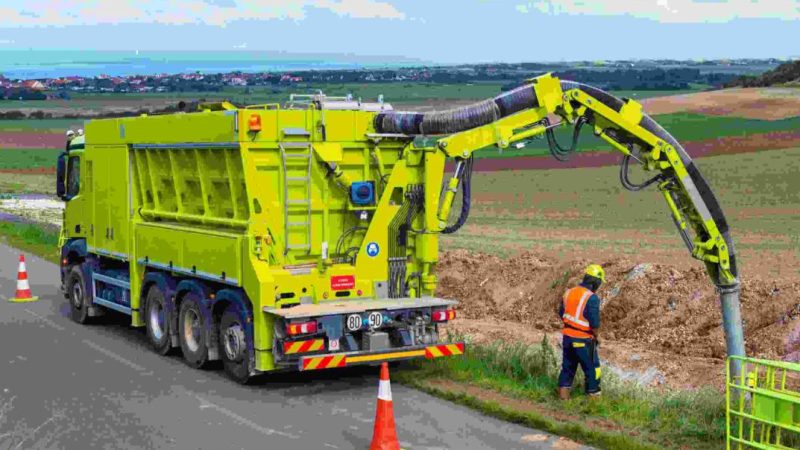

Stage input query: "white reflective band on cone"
[
  {"left": 378, "top": 379, "right": 392, "bottom": 401},
  {"left": 17, "top": 279, "right": 30, "bottom": 290},
  {"left": 19, "top": 262, "right": 26, "bottom": 272}
]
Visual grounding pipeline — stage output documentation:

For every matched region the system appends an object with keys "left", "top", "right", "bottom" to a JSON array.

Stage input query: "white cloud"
[
  {"left": 0, "top": 0, "right": 405, "bottom": 27},
  {"left": 515, "top": 0, "right": 800, "bottom": 23}
]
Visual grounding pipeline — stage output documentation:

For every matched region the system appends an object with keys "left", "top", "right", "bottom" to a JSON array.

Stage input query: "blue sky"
[{"left": 0, "top": 1, "right": 798, "bottom": 62}]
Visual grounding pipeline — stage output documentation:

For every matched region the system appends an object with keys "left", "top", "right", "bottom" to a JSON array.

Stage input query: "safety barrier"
[{"left": 727, "top": 356, "right": 800, "bottom": 449}]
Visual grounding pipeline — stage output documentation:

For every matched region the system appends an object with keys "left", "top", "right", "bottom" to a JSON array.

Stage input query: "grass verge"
[
  {"left": 0, "top": 221, "right": 59, "bottom": 264},
  {"left": 395, "top": 337, "right": 725, "bottom": 449}
]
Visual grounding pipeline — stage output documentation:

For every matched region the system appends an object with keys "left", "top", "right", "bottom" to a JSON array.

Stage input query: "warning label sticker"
[{"left": 331, "top": 275, "right": 355, "bottom": 291}]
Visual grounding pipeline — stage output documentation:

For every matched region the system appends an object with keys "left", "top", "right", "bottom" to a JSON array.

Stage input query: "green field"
[
  {"left": 0, "top": 173, "right": 52, "bottom": 194},
  {"left": 442, "top": 148, "right": 800, "bottom": 258},
  {"left": 0, "top": 82, "right": 708, "bottom": 112},
  {"left": 469, "top": 113, "right": 800, "bottom": 159},
  {"left": 0, "top": 148, "right": 61, "bottom": 169}
]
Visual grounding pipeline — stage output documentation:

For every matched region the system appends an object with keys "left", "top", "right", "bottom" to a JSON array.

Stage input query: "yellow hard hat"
[{"left": 585, "top": 264, "right": 605, "bottom": 283}]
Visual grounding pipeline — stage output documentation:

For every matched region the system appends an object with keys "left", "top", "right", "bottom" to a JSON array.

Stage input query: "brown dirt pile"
[{"left": 436, "top": 250, "right": 800, "bottom": 362}]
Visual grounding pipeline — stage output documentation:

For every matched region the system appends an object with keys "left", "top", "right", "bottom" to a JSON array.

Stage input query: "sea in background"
[{"left": 0, "top": 50, "right": 426, "bottom": 79}]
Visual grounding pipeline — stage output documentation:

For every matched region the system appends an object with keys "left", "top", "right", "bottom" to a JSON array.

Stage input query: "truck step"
[
  {"left": 281, "top": 142, "right": 312, "bottom": 148},
  {"left": 286, "top": 244, "right": 311, "bottom": 250},
  {"left": 287, "top": 199, "right": 310, "bottom": 206},
  {"left": 288, "top": 221, "right": 310, "bottom": 227},
  {"left": 286, "top": 176, "right": 310, "bottom": 182},
  {"left": 284, "top": 153, "right": 311, "bottom": 159}
]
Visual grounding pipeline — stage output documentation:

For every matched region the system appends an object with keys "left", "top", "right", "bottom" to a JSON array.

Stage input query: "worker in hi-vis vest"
[{"left": 557, "top": 264, "right": 604, "bottom": 400}]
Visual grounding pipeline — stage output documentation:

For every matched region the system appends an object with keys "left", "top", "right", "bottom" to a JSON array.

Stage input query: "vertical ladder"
[{"left": 280, "top": 141, "right": 313, "bottom": 255}]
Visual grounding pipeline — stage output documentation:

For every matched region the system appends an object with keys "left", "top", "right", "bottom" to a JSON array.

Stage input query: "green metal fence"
[{"left": 727, "top": 356, "right": 800, "bottom": 449}]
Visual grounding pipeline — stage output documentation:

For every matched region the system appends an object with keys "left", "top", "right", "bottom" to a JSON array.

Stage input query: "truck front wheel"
[
  {"left": 145, "top": 285, "right": 171, "bottom": 355},
  {"left": 219, "top": 306, "right": 255, "bottom": 384},
  {"left": 178, "top": 294, "right": 210, "bottom": 369},
  {"left": 67, "top": 265, "right": 90, "bottom": 324}
]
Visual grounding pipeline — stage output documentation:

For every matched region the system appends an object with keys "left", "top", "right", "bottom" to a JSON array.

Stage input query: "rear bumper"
[{"left": 298, "top": 342, "right": 465, "bottom": 371}]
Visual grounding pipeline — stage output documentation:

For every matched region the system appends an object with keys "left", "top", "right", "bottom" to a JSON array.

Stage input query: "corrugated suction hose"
[{"left": 376, "top": 80, "right": 737, "bottom": 283}]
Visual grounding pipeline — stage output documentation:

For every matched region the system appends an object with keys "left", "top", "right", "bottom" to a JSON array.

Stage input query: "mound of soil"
[{"left": 436, "top": 250, "right": 800, "bottom": 386}]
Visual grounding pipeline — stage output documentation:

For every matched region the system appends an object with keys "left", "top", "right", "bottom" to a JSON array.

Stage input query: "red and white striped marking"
[
  {"left": 11, "top": 254, "right": 38, "bottom": 302},
  {"left": 377, "top": 365, "right": 392, "bottom": 401},
  {"left": 424, "top": 342, "right": 465, "bottom": 359}
]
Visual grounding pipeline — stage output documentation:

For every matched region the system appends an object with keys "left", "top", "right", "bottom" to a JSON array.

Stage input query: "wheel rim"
[
  {"left": 223, "top": 321, "right": 245, "bottom": 362},
  {"left": 71, "top": 281, "right": 83, "bottom": 309},
  {"left": 148, "top": 300, "right": 165, "bottom": 341},
  {"left": 183, "top": 309, "right": 202, "bottom": 353}
]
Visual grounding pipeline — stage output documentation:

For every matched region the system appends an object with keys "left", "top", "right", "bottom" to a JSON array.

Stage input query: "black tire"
[
  {"left": 219, "top": 306, "right": 256, "bottom": 384},
  {"left": 178, "top": 294, "right": 210, "bottom": 369},
  {"left": 144, "top": 285, "right": 172, "bottom": 355},
  {"left": 66, "top": 265, "right": 90, "bottom": 324}
]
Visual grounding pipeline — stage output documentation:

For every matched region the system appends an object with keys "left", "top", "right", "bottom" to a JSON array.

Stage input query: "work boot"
[
  {"left": 558, "top": 387, "right": 571, "bottom": 400},
  {"left": 587, "top": 391, "right": 602, "bottom": 401}
]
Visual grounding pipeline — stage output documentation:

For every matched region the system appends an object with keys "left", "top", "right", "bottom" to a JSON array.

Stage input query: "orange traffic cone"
[
  {"left": 370, "top": 362, "right": 400, "bottom": 450},
  {"left": 10, "top": 254, "right": 38, "bottom": 303}
]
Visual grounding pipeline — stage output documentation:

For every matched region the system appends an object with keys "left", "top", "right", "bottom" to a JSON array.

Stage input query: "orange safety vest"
[{"left": 561, "top": 286, "right": 594, "bottom": 339}]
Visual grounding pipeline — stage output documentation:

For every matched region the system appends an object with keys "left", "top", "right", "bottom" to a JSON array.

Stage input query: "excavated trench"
[{"left": 436, "top": 250, "right": 800, "bottom": 386}]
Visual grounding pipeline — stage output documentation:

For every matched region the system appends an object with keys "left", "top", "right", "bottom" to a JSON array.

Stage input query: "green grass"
[
  {"left": 0, "top": 222, "right": 59, "bottom": 264},
  {"left": 397, "top": 337, "right": 726, "bottom": 449},
  {"left": 0, "top": 148, "right": 61, "bottom": 169},
  {"left": 443, "top": 148, "right": 800, "bottom": 258},
  {"left": 0, "top": 173, "right": 53, "bottom": 194}
]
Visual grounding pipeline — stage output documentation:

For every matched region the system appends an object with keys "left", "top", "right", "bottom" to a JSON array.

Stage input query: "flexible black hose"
[
  {"left": 544, "top": 116, "right": 587, "bottom": 161},
  {"left": 560, "top": 80, "right": 737, "bottom": 281},
  {"left": 620, "top": 153, "right": 664, "bottom": 191},
  {"left": 442, "top": 156, "right": 473, "bottom": 234},
  {"left": 374, "top": 84, "right": 538, "bottom": 135}
]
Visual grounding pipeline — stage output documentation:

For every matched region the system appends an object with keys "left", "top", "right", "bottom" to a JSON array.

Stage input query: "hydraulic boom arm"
[{"left": 373, "top": 73, "right": 744, "bottom": 364}]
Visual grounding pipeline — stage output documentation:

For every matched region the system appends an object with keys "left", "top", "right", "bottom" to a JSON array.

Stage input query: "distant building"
[{"left": 22, "top": 80, "right": 45, "bottom": 90}]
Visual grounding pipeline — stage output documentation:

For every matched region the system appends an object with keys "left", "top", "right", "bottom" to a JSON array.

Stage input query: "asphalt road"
[{"left": 0, "top": 242, "right": 590, "bottom": 450}]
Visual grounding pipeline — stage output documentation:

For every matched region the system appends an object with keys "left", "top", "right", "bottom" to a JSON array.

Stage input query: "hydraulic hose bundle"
[{"left": 441, "top": 156, "right": 474, "bottom": 234}]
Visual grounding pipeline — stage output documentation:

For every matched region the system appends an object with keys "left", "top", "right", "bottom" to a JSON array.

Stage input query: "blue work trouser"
[{"left": 558, "top": 335, "right": 601, "bottom": 394}]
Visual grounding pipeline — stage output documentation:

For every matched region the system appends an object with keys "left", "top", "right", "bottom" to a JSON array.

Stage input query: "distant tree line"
[
  {"left": 1, "top": 88, "right": 47, "bottom": 100},
  {"left": 502, "top": 68, "right": 738, "bottom": 91},
  {"left": 725, "top": 60, "right": 800, "bottom": 87}
]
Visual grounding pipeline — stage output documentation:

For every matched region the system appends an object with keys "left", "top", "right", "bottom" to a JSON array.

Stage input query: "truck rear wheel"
[
  {"left": 219, "top": 306, "right": 255, "bottom": 384},
  {"left": 67, "top": 265, "right": 90, "bottom": 324},
  {"left": 178, "top": 294, "right": 210, "bottom": 369},
  {"left": 145, "top": 285, "right": 171, "bottom": 355}
]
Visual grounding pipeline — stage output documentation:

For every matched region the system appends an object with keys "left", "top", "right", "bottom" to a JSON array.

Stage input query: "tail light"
[
  {"left": 287, "top": 321, "right": 317, "bottom": 335},
  {"left": 432, "top": 309, "right": 456, "bottom": 322}
]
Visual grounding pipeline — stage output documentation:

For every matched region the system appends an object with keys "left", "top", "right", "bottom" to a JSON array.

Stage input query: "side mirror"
[{"left": 56, "top": 152, "right": 67, "bottom": 200}]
